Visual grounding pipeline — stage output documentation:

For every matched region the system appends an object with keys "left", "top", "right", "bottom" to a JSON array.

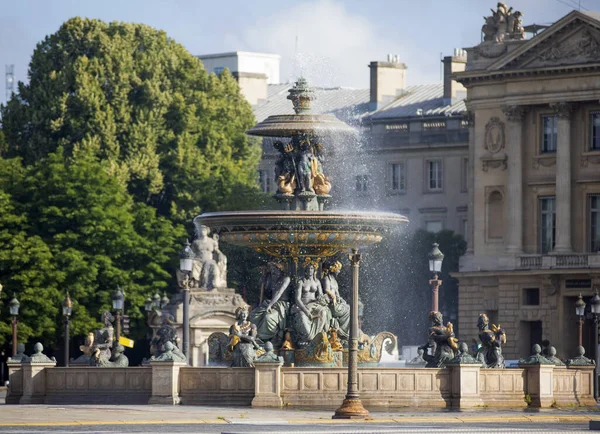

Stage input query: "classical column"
[
  {"left": 502, "top": 105, "right": 526, "bottom": 254},
  {"left": 552, "top": 102, "right": 573, "bottom": 253},
  {"left": 465, "top": 110, "right": 475, "bottom": 254}
]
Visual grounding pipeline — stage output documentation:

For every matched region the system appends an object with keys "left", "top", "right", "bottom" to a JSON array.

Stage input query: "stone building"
[{"left": 455, "top": 8, "right": 600, "bottom": 360}]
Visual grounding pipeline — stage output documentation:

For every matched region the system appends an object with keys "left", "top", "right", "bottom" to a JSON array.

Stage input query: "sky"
[{"left": 1, "top": 0, "right": 599, "bottom": 103}]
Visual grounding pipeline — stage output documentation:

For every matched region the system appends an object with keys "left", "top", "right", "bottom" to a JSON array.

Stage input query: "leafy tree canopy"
[
  {"left": 1, "top": 17, "right": 261, "bottom": 224},
  {"left": 0, "top": 149, "right": 184, "bottom": 347}
]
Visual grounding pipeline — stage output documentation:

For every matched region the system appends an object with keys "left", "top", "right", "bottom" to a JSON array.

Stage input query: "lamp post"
[
  {"left": 112, "top": 287, "right": 124, "bottom": 343},
  {"left": 179, "top": 240, "right": 194, "bottom": 364},
  {"left": 428, "top": 243, "right": 445, "bottom": 312},
  {"left": 62, "top": 292, "right": 72, "bottom": 367},
  {"left": 575, "top": 294, "right": 586, "bottom": 347},
  {"left": 590, "top": 289, "right": 600, "bottom": 401},
  {"left": 9, "top": 294, "right": 20, "bottom": 356},
  {"left": 333, "top": 248, "right": 369, "bottom": 419}
]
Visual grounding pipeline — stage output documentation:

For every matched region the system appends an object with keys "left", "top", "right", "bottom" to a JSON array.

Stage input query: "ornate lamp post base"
[{"left": 333, "top": 398, "right": 370, "bottom": 419}]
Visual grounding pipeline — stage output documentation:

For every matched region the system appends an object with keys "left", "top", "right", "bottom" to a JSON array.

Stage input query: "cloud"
[{"left": 224, "top": 0, "right": 403, "bottom": 88}]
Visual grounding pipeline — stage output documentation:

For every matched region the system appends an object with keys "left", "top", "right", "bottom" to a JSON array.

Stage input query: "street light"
[
  {"left": 179, "top": 240, "right": 194, "bottom": 364},
  {"left": 9, "top": 294, "right": 20, "bottom": 356},
  {"left": 112, "top": 287, "right": 124, "bottom": 342},
  {"left": 62, "top": 292, "right": 72, "bottom": 367},
  {"left": 428, "top": 243, "right": 445, "bottom": 312},
  {"left": 590, "top": 289, "right": 600, "bottom": 401},
  {"left": 576, "top": 294, "right": 586, "bottom": 347}
]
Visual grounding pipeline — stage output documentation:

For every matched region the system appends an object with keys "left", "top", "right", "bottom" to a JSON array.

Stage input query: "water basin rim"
[{"left": 197, "top": 210, "right": 408, "bottom": 222}]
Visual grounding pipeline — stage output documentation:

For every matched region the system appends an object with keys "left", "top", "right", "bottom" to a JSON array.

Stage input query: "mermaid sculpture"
[
  {"left": 476, "top": 313, "right": 506, "bottom": 368},
  {"left": 419, "top": 311, "right": 458, "bottom": 368}
]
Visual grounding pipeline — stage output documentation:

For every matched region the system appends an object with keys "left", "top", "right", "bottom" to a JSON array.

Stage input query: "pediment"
[{"left": 489, "top": 11, "right": 600, "bottom": 71}]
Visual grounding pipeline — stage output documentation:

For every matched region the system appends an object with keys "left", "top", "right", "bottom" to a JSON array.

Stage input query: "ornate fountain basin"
[
  {"left": 196, "top": 210, "right": 409, "bottom": 259},
  {"left": 247, "top": 113, "right": 357, "bottom": 138}
]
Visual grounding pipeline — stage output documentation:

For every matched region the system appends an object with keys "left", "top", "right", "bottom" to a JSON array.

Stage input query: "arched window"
[{"left": 487, "top": 190, "right": 504, "bottom": 240}]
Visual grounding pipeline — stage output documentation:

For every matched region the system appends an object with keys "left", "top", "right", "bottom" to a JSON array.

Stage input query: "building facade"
[{"left": 455, "top": 9, "right": 600, "bottom": 359}]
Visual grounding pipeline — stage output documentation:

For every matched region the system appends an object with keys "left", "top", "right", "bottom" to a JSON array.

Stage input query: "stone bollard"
[
  {"left": 447, "top": 343, "right": 484, "bottom": 408},
  {"left": 518, "top": 344, "right": 554, "bottom": 408},
  {"left": 149, "top": 360, "right": 187, "bottom": 405},
  {"left": 19, "top": 343, "right": 56, "bottom": 404},
  {"left": 252, "top": 342, "right": 284, "bottom": 408}
]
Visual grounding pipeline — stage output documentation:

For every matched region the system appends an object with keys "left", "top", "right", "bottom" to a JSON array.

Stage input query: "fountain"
[{"left": 196, "top": 77, "right": 408, "bottom": 418}]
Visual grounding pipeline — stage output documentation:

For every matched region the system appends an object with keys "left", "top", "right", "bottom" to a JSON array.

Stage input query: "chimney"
[
  {"left": 442, "top": 49, "right": 467, "bottom": 104},
  {"left": 369, "top": 54, "right": 407, "bottom": 110}
]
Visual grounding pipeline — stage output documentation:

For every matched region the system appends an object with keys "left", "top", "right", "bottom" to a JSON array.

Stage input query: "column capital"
[
  {"left": 550, "top": 102, "right": 574, "bottom": 119},
  {"left": 502, "top": 105, "right": 527, "bottom": 122}
]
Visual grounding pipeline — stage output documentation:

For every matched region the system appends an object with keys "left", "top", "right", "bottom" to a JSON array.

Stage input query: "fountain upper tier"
[
  {"left": 247, "top": 77, "right": 357, "bottom": 138},
  {"left": 196, "top": 210, "right": 408, "bottom": 259}
]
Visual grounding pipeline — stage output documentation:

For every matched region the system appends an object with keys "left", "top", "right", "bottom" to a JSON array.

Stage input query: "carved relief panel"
[{"left": 481, "top": 117, "right": 507, "bottom": 171}]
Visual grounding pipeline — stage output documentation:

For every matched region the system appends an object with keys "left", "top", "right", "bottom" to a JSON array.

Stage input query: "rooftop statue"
[
  {"left": 228, "top": 305, "right": 260, "bottom": 367},
  {"left": 476, "top": 313, "right": 506, "bottom": 368},
  {"left": 250, "top": 261, "right": 291, "bottom": 348},
  {"left": 419, "top": 311, "right": 458, "bottom": 368},
  {"left": 290, "top": 258, "right": 333, "bottom": 347},
  {"left": 482, "top": 2, "right": 525, "bottom": 43}
]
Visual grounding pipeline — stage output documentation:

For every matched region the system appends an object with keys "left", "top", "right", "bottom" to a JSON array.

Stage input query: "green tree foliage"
[
  {"left": 1, "top": 17, "right": 261, "bottom": 224},
  {"left": 0, "top": 150, "right": 184, "bottom": 347}
]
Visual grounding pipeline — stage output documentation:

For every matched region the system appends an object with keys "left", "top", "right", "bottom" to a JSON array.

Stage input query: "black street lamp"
[
  {"left": 179, "top": 240, "right": 194, "bottom": 364},
  {"left": 9, "top": 294, "right": 20, "bottom": 356},
  {"left": 112, "top": 287, "right": 124, "bottom": 342},
  {"left": 428, "top": 243, "right": 444, "bottom": 313},
  {"left": 62, "top": 292, "right": 72, "bottom": 367},
  {"left": 575, "top": 294, "right": 586, "bottom": 347}
]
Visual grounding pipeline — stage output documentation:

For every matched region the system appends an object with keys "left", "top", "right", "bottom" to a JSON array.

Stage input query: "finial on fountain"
[{"left": 287, "top": 77, "right": 315, "bottom": 114}]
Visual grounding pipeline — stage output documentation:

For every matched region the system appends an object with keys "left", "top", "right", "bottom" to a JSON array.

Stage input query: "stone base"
[
  {"left": 251, "top": 395, "right": 282, "bottom": 407},
  {"left": 148, "top": 396, "right": 181, "bottom": 405},
  {"left": 332, "top": 398, "right": 370, "bottom": 419},
  {"left": 19, "top": 396, "right": 45, "bottom": 405}
]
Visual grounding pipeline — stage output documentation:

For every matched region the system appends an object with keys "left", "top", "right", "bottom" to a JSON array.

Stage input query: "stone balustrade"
[
  {"left": 518, "top": 253, "right": 600, "bottom": 270},
  {"left": 4, "top": 363, "right": 595, "bottom": 408}
]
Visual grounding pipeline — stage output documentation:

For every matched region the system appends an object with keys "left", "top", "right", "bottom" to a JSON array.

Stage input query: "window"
[
  {"left": 462, "top": 219, "right": 468, "bottom": 242},
  {"left": 426, "top": 221, "right": 443, "bottom": 233},
  {"left": 427, "top": 160, "right": 443, "bottom": 191},
  {"left": 591, "top": 112, "right": 600, "bottom": 151},
  {"left": 214, "top": 66, "right": 224, "bottom": 75},
  {"left": 591, "top": 195, "right": 600, "bottom": 252},
  {"left": 258, "top": 170, "right": 270, "bottom": 193},
  {"left": 522, "top": 288, "right": 540, "bottom": 306},
  {"left": 356, "top": 175, "right": 368, "bottom": 192},
  {"left": 390, "top": 162, "right": 405, "bottom": 192},
  {"left": 541, "top": 115, "right": 557, "bottom": 153},
  {"left": 540, "top": 196, "right": 556, "bottom": 254},
  {"left": 461, "top": 158, "right": 468, "bottom": 193}
]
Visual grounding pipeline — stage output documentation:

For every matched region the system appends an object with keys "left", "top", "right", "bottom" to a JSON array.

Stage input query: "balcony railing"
[{"left": 518, "top": 253, "right": 599, "bottom": 269}]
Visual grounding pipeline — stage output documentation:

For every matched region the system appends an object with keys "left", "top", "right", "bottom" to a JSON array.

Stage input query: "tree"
[
  {"left": 0, "top": 149, "right": 184, "bottom": 348},
  {"left": 1, "top": 17, "right": 261, "bottom": 224}
]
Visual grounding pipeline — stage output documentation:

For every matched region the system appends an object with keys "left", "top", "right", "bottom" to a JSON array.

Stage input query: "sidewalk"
[{"left": 1, "top": 402, "right": 600, "bottom": 427}]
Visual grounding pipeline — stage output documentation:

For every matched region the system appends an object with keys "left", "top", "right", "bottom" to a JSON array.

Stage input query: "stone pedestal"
[
  {"left": 566, "top": 365, "right": 596, "bottom": 406},
  {"left": 148, "top": 361, "right": 187, "bottom": 405},
  {"left": 5, "top": 363, "right": 23, "bottom": 405},
  {"left": 252, "top": 361, "right": 283, "bottom": 407},
  {"left": 521, "top": 364, "right": 554, "bottom": 408},
  {"left": 20, "top": 361, "right": 56, "bottom": 404},
  {"left": 450, "top": 364, "right": 484, "bottom": 408}
]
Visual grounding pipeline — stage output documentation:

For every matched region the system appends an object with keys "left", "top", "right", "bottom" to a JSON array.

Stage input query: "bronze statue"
[
  {"left": 566, "top": 346, "right": 595, "bottom": 366},
  {"left": 250, "top": 261, "right": 291, "bottom": 348},
  {"left": 321, "top": 260, "right": 350, "bottom": 343},
  {"left": 151, "top": 314, "right": 186, "bottom": 361},
  {"left": 476, "top": 313, "right": 506, "bottom": 368},
  {"left": 228, "top": 305, "right": 260, "bottom": 367},
  {"left": 274, "top": 141, "right": 296, "bottom": 195},
  {"left": 419, "top": 311, "right": 458, "bottom": 368},
  {"left": 546, "top": 346, "right": 565, "bottom": 366},
  {"left": 290, "top": 258, "right": 332, "bottom": 347},
  {"left": 97, "top": 344, "right": 129, "bottom": 367}
]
